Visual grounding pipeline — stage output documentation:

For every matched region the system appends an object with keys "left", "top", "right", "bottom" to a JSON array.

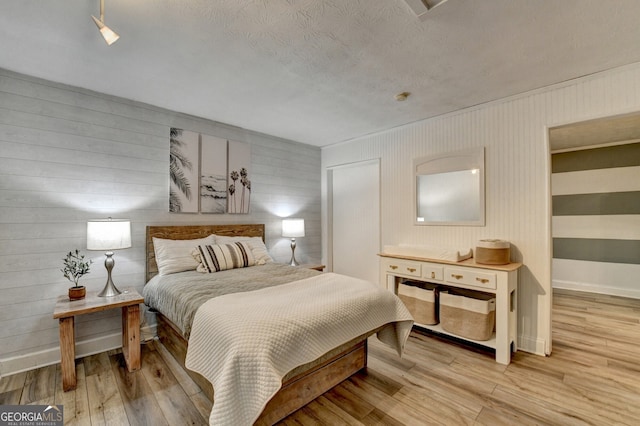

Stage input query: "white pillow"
[
  {"left": 213, "top": 235, "right": 274, "bottom": 265},
  {"left": 153, "top": 235, "right": 216, "bottom": 275}
]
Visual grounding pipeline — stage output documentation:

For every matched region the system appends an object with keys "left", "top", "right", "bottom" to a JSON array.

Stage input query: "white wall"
[
  {"left": 0, "top": 69, "right": 321, "bottom": 376},
  {"left": 322, "top": 62, "right": 640, "bottom": 356}
]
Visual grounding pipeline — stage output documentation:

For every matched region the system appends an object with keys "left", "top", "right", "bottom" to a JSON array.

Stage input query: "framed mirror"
[{"left": 413, "top": 147, "right": 485, "bottom": 226}]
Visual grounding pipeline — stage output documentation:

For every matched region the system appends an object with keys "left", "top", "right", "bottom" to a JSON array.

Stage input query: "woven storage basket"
[
  {"left": 475, "top": 239, "right": 510, "bottom": 265},
  {"left": 440, "top": 290, "right": 495, "bottom": 341},
  {"left": 398, "top": 281, "right": 438, "bottom": 325}
]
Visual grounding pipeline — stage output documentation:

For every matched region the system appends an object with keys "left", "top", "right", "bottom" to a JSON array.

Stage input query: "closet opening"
[{"left": 549, "top": 112, "right": 640, "bottom": 300}]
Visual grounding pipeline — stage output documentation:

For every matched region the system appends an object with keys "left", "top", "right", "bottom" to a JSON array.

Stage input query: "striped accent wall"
[{"left": 552, "top": 142, "right": 640, "bottom": 297}]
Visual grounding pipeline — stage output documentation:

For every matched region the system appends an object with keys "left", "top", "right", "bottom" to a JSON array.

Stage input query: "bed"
[{"left": 143, "top": 224, "right": 413, "bottom": 425}]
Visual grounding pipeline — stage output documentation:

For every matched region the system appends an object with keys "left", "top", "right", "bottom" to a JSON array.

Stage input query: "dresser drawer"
[
  {"left": 444, "top": 267, "right": 496, "bottom": 290},
  {"left": 384, "top": 259, "right": 421, "bottom": 278},
  {"left": 422, "top": 265, "right": 443, "bottom": 281}
]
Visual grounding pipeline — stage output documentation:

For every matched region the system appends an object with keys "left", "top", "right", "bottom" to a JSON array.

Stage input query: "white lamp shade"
[
  {"left": 87, "top": 219, "right": 131, "bottom": 250},
  {"left": 282, "top": 218, "right": 305, "bottom": 238}
]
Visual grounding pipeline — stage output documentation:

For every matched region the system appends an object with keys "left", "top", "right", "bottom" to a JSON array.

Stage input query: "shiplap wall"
[
  {"left": 0, "top": 68, "right": 321, "bottom": 375},
  {"left": 321, "top": 62, "right": 640, "bottom": 356}
]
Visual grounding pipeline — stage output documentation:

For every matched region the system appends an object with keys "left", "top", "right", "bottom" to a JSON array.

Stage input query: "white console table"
[{"left": 379, "top": 253, "right": 521, "bottom": 364}]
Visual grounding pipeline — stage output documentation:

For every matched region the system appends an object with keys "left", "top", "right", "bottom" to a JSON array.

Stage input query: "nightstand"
[
  {"left": 299, "top": 263, "right": 326, "bottom": 272},
  {"left": 53, "top": 288, "right": 144, "bottom": 391}
]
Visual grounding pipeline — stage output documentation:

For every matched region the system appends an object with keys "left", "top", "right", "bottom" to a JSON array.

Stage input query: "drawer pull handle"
[
  {"left": 407, "top": 267, "right": 416, "bottom": 273},
  {"left": 452, "top": 274, "right": 463, "bottom": 280},
  {"left": 431, "top": 272, "right": 435, "bottom": 279},
  {"left": 389, "top": 265, "right": 398, "bottom": 270},
  {"left": 476, "top": 278, "right": 489, "bottom": 284}
]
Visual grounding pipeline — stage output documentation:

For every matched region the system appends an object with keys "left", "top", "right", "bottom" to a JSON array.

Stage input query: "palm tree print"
[
  {"left": 169, "top": 128, "right": 193, "bottom": 212},
  {"left": 228, "top": 183, "right": 236, "bottom": 213},
  {"left": 240, "top": 168, "right": 248, "bottom": 213},
  {"left": 228, "top": 168, "right": 251, "bottom": 213},
  {"left": 245, "top": 179, "right": 251, "bottom": 212},
  {"left": 229, "top": 170, "right": 239, "bottom": 213}
]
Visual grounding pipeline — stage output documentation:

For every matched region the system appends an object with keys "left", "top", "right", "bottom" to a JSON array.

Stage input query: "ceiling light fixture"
[{"left": 91, "top": 0, "right": 119, "bottom": 45}]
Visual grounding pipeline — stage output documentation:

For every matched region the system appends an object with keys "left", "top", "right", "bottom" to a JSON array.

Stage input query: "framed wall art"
[
  {"left": 200, "top": 134, "right": 228, "bottom": 214},
  {"left": 169, "top": 128, "right": 199, "bottom": 213},
  {"left": 227, "top": 140, "right": 251, "bottom": 214},
  {"left": 169, "top": 129, "right": 252, "bottom": 214}
]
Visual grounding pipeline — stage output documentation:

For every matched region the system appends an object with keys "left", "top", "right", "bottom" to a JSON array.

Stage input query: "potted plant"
[{"left": 61, "top": 250, "right": 92, "bottom": 300}]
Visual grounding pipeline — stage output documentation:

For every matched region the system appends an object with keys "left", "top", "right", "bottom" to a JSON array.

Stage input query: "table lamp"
[
  {"left": 87, "top": 218, "right": 131, "bottom": 297},
  {"left": 282, "top": 218, "right": 305, "bottom": 266}
]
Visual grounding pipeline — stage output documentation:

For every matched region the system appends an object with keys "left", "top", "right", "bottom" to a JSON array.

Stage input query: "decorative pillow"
[
  {"left": 153, "top": 235, "right": 216, "bottom": 275},
  {"left": 213, "top": 235, "right": 274, "bottom": 265},
  {"left": 193, "top": 242, "right": 256, "bottom": 273}
]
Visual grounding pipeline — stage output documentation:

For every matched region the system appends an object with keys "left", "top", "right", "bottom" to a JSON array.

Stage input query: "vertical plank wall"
[
  {"left": 0, "top": 69, "right": 321, "bottom": 375},
  {"left": 322, "top": 62, "right": 640, "bottom": 356}
]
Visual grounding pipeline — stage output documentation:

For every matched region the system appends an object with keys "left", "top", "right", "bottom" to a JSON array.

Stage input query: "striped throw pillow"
[{"left": 193, "top": 242, "right": 256, "bottom": 273}]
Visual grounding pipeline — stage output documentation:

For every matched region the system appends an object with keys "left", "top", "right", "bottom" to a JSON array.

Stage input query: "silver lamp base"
[
  {"left": 288, "top": 238, "right": 300, "bottom": 266},
  {"left": 98, "top": 251, "right": 122, "bottom": 297}
]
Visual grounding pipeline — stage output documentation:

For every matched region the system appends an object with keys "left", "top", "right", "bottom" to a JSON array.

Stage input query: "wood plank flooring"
[{"left": 1, "top": 289, "right": 638, "bottom": 425}]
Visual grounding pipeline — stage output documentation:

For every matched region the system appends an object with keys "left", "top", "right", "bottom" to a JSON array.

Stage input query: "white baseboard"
[
  {"left": 553, "top": 279, "right": 640, "bottom": 300},
  {"left": 0, "top": 324, "right": 157, "bottom": 378},
  {"left": 518, "top": 334, "right": 548, "bottom": 356}
]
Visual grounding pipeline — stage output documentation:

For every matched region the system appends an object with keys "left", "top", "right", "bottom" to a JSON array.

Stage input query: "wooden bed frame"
[{"left": 145, "top": 224, "right": 369, "bottom": 425}]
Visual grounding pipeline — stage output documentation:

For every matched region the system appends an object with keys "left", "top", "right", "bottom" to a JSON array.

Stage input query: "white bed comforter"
[{"left": 184, "top": 272, "right": 414, "bottom": 426}]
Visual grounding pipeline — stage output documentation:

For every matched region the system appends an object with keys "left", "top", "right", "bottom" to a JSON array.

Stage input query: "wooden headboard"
[{"left": 145, "top": 224, "right": 265, "bottom": 282}]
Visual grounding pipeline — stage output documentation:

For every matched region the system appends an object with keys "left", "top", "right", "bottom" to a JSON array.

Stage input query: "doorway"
[
  {"left": 549, "top": 112, "right": 640, "bottom": 299},
  {"left": 328, "top": 159, "right": 380, "bottom": 284}
]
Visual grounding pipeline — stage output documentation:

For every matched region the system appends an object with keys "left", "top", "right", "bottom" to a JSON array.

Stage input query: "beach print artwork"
[
  {"left": 227, "top": 140, "right": 251, "bottom": 214},
  {"left": 169, "top": 129, "right": 251, "bottom": 214},
  {"left": 169, "top": 128, "right": 199, "bottom": 213},
  {"left": 200, "top": 134, "right": 228, "bottom": 213}
]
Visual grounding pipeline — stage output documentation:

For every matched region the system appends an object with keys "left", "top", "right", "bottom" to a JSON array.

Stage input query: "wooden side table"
[{"left": 53, "top": 288, "right": 144, "bottom": 391}]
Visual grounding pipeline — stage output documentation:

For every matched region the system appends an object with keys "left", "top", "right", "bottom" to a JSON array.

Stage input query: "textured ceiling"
[{"left": 2, "top": 0, "right": 640, "bottom": 146}]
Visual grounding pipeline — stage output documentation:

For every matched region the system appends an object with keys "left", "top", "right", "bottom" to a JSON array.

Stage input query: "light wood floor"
[{"left": 1, "top": 289, "right": 639, "bottom": 425}]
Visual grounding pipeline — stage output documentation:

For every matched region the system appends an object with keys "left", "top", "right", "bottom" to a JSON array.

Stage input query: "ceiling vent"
[{"left": 403, "top": 0, "right": 450, "bottom": 20}]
